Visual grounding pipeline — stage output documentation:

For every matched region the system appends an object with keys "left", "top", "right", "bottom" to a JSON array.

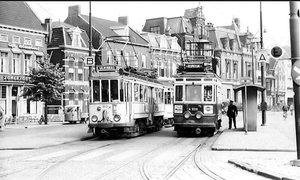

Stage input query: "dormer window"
[{"left": 67, "top": 27, "right": 82, "bottom": 47}]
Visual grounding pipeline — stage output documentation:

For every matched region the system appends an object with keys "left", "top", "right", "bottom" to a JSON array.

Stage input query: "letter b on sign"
[
  {"left": 270, "top": 46, "right": 283, "bottom": 59},
  {"left": 85, "top": 56, "right": 95, "bottom": 66}
]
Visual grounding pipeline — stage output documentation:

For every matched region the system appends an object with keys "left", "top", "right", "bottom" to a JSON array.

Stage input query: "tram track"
[{"left": 140, "top": 132, "right": 225, "bottom": 180}]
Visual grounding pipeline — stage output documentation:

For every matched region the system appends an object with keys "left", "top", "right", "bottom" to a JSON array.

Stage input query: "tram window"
[
  {"left": 165, "top": 92, "right": 171, "bottom": 104},
  {"left": 204, "top": 85, "right": 213, "bottom": 102},
  {"left": 111, "top": 80, "right": 118, "bottom": 102},
  {"left": 93, "top": 80, "right": 100, "bottom": 102},
  {"left": 175, "top": 85, "right": 183, "bottom": 101},
  {"left": 186, "top": 85, "right": 201, "bottom": 101},
  {"left": 144, "top": 86, "right": 148, "bottom": 102},
  {"left": 120, "top": 81, "right": 124, "bottom": 102},
  {"left": 101, "top": 80, "right": 109, "bottom": 102},
  {"left": 140, "top": 85, "right": 144, "bottom": 102},
  {"left": 134, "top": 83, "right": 139, "bottom": 102}
]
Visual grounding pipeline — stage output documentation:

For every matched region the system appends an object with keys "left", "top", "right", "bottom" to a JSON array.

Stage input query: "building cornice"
[{"left": 0, "top": 23, "right": 47, "bottom": 35}]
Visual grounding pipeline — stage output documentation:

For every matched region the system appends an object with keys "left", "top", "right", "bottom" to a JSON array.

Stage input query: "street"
[{"left": 0, "top": 121, "right": 271, "bottom": 180}]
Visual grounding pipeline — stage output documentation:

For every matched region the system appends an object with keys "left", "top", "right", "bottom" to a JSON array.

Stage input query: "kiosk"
[{"left": 234, "top": 84, "right": 265, "bottom": 131}]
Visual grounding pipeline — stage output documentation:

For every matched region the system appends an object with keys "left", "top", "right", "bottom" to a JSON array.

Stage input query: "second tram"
[{"left": 173, "top": 62, "right": 223, "bottom": 136}]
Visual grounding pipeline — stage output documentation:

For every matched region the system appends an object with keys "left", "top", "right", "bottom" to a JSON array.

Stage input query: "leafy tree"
[{"left": 21, "top": 57, "right": 65, "bottom": 124}]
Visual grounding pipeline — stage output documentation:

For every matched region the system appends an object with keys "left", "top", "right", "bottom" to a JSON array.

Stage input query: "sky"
[{"left": 27, "top": 1, "right": 292, "bottom": 50}]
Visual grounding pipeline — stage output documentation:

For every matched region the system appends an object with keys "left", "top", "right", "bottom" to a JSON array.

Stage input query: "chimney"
[
  {"left": 68, "top": 5, "right": 81, "bottom": 17},
  {"left": 118, "top": 16, "right": 128, "bottom": 25},
  {"left": 234, "top": 18, "right": 240, "bottom": 29},
  {"left": 44, "top": 18, "right": 52, "bottom": 45}
]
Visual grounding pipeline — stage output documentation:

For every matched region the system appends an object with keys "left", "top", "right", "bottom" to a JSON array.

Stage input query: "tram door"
[{"left": 125, "top": 82, "right": 132, "bottom": 121}]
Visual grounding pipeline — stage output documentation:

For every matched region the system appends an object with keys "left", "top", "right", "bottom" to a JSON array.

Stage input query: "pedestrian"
[
  {"left": 227, "top": 100, "right": 238, "bottom": 129},
  {"left": 282, "top": 103, "right": 289, "bottom": 120},
  {"left": 289, "top": 104, "right": 294, "bottom": 115}
]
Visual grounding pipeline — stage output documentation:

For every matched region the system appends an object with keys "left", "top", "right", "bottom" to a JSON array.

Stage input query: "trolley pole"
[
  {"left": 289, "top": 1, "right": 300, "bottom": 163},
  {"left": 260, "top": 1, "right": 267, "bottom": 126}
]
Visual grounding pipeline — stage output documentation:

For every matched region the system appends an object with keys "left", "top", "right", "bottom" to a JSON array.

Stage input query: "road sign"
[
  {"left": 291, "top": 60, "right": 300, "bottom": 85},
  {"left": 270, "top": 46, "right": 283, "bottom": 59},
  {"left": 85, "top": 56, "right": 95, "bottom": 66},
  {"left": 257, "top": 49, "right": 268, "bottom": 63}
]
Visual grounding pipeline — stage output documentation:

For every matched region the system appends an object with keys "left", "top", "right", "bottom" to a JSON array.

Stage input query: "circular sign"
[
  {"left": 270, "top": 46, "right": 283, "bottom": 59},
  {"left": 291, "top": 60, "right": 300, "bottom": 85}
]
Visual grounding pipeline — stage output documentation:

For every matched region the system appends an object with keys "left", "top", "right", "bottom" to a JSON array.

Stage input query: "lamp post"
[{"left": 260, "top": 1, "right": 267, "bottom": 126}]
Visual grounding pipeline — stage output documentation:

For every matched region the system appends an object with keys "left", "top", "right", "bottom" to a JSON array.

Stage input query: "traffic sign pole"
[{"left": 290, "top": 1, "right": 300, "bottom": 162}]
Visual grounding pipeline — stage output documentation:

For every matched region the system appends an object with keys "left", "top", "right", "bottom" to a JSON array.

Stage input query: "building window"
[
  {"left": 35, "top": 39, "right": 42, "bottom": 47},
  {"left": 142, "top": 54, "right": 146, "bottom": 68},
  {"left": 233, "top": 61, "right": 238, "bottom": 79},
  {"left": 133, "top": 55, "right": 138, "bottom": 67},
  {"left": 150, "top": 26, "right": 160, "bottom": 34},
  {"left": 246, "top": 62, "right": 252, "bottom": 78},
  {"left": 35, "top": 56, "right": 42, "bottom": 69},
  {"left": 116, "top": 51, "right": 121, "bottom": 65},
  {"left": 227, "top": 89, "right": 230, "bottom": 99},
  {"left": 24, "top": 54, "right": 31, "bottom": 74},
  {"left": 12, "top": 86, "right": 18, "bottom": 97},
  {"left": 0, "top": 52, "right": 8, "bottom": 73},
  {"left": 12, "top": 36, "right": 20, "bottom": 43},
  {"left": 0, "top": 34, "right": 8, "bottom": 42},
  {"left": 225, "top": 60, "right": 230, "bottom": 78},
  {"left": 72, "top": 33, "right": 80, "bottom": 47},
  {"left": 79, "top": 91, "right": 84, "bottom": 100},
  {"left": 160, "top": 38, "right": 167, "bottom": 49},
  {"left": 12, "top": 54, "right": 21, "bottom": 74},
  {"left": 1, "top": 86, "right": 6, "bottom": 98},
  {"left": 107, "top": 51, "right": 113, "bottom": 64},
  {"left": 24, "top": 37, "right": 32, "bottom": 45},
  {"left": 69, "top": 91, "right": 75, "bottom": 101}
]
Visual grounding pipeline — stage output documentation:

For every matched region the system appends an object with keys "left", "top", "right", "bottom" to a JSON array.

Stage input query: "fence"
[{"left": 5, "top": 114, "right": 64, "bottom": 124}]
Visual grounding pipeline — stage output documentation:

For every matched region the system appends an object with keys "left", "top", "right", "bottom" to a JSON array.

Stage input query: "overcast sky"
[{"left": 27, "top": 1, "right": 292, "bottom": 49}]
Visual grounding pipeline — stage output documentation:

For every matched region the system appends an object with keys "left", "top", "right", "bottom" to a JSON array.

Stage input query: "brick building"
[{"left": 0, "top": 1, "right": 47, "bottom": 119}]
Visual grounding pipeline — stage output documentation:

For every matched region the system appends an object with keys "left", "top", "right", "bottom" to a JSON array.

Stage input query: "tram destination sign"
[{"left": 185, "top": 64, "right": 204, "bottom": 69}]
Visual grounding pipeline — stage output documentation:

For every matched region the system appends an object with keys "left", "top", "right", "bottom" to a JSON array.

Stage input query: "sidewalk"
[{"left": 212, "top": 111, "right": 300, "bottom": 180}]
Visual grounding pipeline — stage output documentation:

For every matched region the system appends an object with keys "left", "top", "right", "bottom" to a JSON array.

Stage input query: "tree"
[{"left": 21, "top": 57, "right": 65, "bottom": 124}]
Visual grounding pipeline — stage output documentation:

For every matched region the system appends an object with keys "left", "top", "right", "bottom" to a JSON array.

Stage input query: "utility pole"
[
  {"left": 289, "top": 1, "right": 300, "bottom": 163},
  {"left": 88, "top": 1, "right": 92, "bottom": 118},
  {"left": 260, "top": 1, "right": 267, "bottom": 126}
]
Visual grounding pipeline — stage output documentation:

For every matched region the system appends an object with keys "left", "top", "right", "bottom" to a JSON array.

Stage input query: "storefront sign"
[
  {"left": 96, "top": 65, "right": 118, "bottom": 71},
  {"left": 8, "top": 43, "right": 39, "bottom": 51},
  {"left": 2, "top": 75, "right": 30, "bottom": 82}
]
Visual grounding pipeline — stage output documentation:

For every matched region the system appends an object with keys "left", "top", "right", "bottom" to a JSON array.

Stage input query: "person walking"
[
  {"left": 227, "top": 100, "right": 238, "bottom": 129},
  {"left": 289, "top": 104, "right": 294, "bottom": 115},
  {"left": 282, "top": 103, "right": 289, "bottom": 120}
]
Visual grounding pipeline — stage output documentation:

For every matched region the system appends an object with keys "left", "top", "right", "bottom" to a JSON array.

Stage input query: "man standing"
[{"left": 227, "top": 100, "right": 238, "bottom": 129}]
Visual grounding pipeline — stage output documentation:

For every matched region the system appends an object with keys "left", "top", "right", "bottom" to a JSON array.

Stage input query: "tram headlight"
[
  {"left": 97, "top": 106, "right": 101, "bottom": 111},
  {"left": 91, "top": 115, "right": 98, "bottom": 122},
  {"left": 195, "top": 111, "right": 203, "bottom": 119},
  {"left": 113, "top": 114, "right": 121, "bottom": 122},
  {"left": 183, "top": 111, "right": 191, "bottom": 119}
]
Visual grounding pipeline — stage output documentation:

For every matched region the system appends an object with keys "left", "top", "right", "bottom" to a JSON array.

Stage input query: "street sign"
[
  {"left": 257, "top": 49, "right": 268, "bottom": 63},
  {"left": 291, "top": 60, "right": 300, "bottom": 85},
  {"left": 270, "top": 46, "right": 283, "bottom": 59},
  {"left": 85, "top": 56, "right": 95, "bottom": 66}
]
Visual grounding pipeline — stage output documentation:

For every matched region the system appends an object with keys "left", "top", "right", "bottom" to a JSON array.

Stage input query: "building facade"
[
  {"left": 0, "top": 1, "right": 48, "bottom": 119},
  {"left": 46, "top": 20, "right": 93, "bottom": 119}
]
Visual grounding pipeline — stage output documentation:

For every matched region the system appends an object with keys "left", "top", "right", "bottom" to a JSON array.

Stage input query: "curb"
[{"left": 228, "top": 159, "right": 298, "bottom": 180}]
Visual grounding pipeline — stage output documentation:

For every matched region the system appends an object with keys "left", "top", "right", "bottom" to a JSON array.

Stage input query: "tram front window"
[
  {"left": 175, "top": 85, "right": 183, "bottom": 101},
  {"left": 93, "top": 80, "right": 100, "bottom": 102},
  {"left": 204, "top": 85, "right": 212, "bottom": 102},
  {"left": 102, "top": 80, "right": 109, "bottom": 102},
  {"left": 186, "top": 85, "right": 201, "bottom": 101},
  {"left": 111, "top": 80, "right": 118, "bottom": 102}
]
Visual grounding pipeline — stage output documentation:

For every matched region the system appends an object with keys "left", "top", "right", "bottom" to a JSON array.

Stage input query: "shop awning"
[{"left": 34, "top": 51, "right": 44, "bottom": 56}]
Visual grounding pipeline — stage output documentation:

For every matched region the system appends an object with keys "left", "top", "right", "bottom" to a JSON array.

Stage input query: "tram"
[
  {"left": 173, "top": 40, "right": 222, "bottom": 136},
  {"left": 87, "top": 65, "right": 169, "bottom": 137}
]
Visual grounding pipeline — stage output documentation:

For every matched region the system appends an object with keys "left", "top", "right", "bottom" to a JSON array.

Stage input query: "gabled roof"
[
  {"left": 80, "top": 14, "right": 148, "bottom": 45},
  {"left": 140, "top": 32, "right": 181, "bottom": 51},
  {"left": 0, "top": 1, "right": 46, "bottom": 32}
]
